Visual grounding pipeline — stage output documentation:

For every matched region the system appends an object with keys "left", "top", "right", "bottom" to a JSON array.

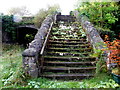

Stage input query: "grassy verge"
[
  {"left": 0, "top": 44, "right": 25, "bottom": 89},
  {"left": 0, "top": 44, "right": 120, "bottom": 89},
  {"left": 26, "top": 73, "right": 119, "bottom": 88}
]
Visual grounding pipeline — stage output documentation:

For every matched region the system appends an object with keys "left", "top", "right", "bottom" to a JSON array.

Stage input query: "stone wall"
[
  {"left": 74, "top": 11, "right": 111, "bottom": 70},
  {"left": 22, "top": 13, "right": 58, "bottom": 77},
  {"left": 56, "top": 15, "right": 76, "bottom": 22}
]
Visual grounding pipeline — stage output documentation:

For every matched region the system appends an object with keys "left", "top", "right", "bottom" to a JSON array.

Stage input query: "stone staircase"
[{"left": 40, "top": 22, "right": 96, "bottom": 80}]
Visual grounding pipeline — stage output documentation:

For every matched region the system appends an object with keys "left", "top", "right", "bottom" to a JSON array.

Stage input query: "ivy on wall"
[{"left": 2, "top": 15, "right": 17, "bottom": 41}]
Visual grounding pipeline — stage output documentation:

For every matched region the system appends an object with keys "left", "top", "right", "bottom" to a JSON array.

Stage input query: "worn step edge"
[
  {"left": 50, "top": 37, "right": 86, "bottom": 40},
  {"left": 44, "top": 61, "right": 96, "bottom": 64},
  {"left": 48, "top": 41, "right": 89, "bottom": 44},
  {"left": 48, "top": 43, "right": 91, "bottom": 47},
  {"left": 40, "top": 73, "right": 94, "bottom": 77},
  {"left": 48, "top": 44, "right": 90, "bottom": 47},
  {"left": 47, "top": 48, "right": 92, "bottom": 51},
  {"left": 44, "top": 56, "right": 96, "bottom": 59},
  {"left": 47, "top": 52, "right": 91, "bottom": 55},
  {"left": 43, "top": 66, "right": 96, "bottom": 70},
  {"left": 50, "top": 36, "right": 85, "bottom": 38},
  {"left": 49, "top": 39, "right": 86, "bottom": 41}
]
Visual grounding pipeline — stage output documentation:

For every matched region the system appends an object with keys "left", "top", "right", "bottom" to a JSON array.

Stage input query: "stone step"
[
  {"left": 40, "top": 73, "right": 94, "bottom": 80},
  {"left": 50, "top": 35, "right": 86, "bottom": 39},
  {"left": 42, "top": 66, "right": 96, "bottom": 73},
  {"left": 44, "top": 61, "right": 96, "bottom": 67},
  {"left": 48, "top": 43, "right": 90, "bottom": 46},
  {"left": 40, "top": 22, "right": 96, "bottom": 80},
  {"left": 46, "top": 51, "right": 90, "bottom": 57},
  {"left": 44, "top": 56, "right": 96, "bottom": 61},
  {"left": 46, "top": 47, "right": 92, "bottom": 52},
  {"left": 49, "top": 38, "right": 86, "bottom": 41},
  {"left": 48, "top": 40, "right": 89, "bottom": 44},
  {"left": 51, "top": 34, "right": 82, "bottom": 37},
  {"left": 47, "top": 44, "right": 91, "bottom": 48},
  {"left": 50, "top": 37, "right": 86, "bottom": 40}
]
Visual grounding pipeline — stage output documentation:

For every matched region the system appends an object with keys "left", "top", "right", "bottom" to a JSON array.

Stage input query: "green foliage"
[
  {"left": 95, "top": 26, "right": 115, "bottom": 40},
  {"left": 77, "top": 1, "right": 118, "bottom": 29},
  {"left": 0, "top": 44, "right": 25, "bottom": 89},
  {"left": 79, "top": 26, "right": 86, "bottom": 37},
  {"left": 2, "top": 15, "right": 17, "bottom": 41},
  {"left": 25, "top": 34, "right": 34, "bottom": 42},
  {"left": 70, "top": 11, "right": 74, "bottom": 16},
  {"left": 26, "top": 73, "right": 119, "bottom": 88},
  {"left": 91, "top": 48, "right": 107, "bottom": 74},
  {"left": 18, "top": 19, "right": 34, "bottom": 26},
  {"left": 1, "top": 44, "right": 120, "bottom": 88}
]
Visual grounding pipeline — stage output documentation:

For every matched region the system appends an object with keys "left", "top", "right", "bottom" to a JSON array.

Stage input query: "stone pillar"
[{"left": 22, "top": 48, "right": 39, "bottom": 78}]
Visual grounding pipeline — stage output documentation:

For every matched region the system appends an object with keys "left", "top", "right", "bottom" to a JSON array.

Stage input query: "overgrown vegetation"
[
  {"left": 1, "top": 31, "right": 120, "bottom": 89},
  {"left": 26, "top": 73, "right": 119, "bottom": 88},
  {"left": 0, "top": 44, "right": 25, "bottom": 89},
  {"left": 33, "top": 4, "right": 61, "bottom": 28},
  {"left": 2, "top": 15, "right": 17, "bottom": 41},
  {"left": 76, "top": 0, "right": 120, "bottom": 40},
  {"left": 104, "top": 35, "right": 120, "bottom": 75},
  {"left": 1, "top": 1, "right": 120, "bottom": 88}
]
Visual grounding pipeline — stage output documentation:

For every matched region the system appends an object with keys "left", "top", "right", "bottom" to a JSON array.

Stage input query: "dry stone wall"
[
  {"left": 74, "top": 11, "right": 111, "bottom": 70},
  {"left": 22, "top": 13, "right": 57, "bottom": 77}
]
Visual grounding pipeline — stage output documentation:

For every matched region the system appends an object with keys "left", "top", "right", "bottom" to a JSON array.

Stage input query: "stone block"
[
  {"left": 28, "top": 68, "right": 39, "bottom": 78},
  {"left": 22, "top": 48, "right": 37, "bottom": 57}
]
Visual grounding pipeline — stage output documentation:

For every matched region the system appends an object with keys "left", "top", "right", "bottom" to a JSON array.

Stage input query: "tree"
[
  {"left": 8, "top": 6, "right": 31, "bottom": 16},
  {"left": 33, "top": 4, "right": 61, "bottom": 28}
]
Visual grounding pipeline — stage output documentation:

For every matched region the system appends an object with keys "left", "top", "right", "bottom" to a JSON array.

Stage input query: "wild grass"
[
  {"left": 0, "top": 44, "right": 120, "bottom": 89},
  {"left": 26, "top": 73, "right": 119, "bottom": 88},
  {"left": 0, "top": 44, "right": 26, "bottom": 89}
]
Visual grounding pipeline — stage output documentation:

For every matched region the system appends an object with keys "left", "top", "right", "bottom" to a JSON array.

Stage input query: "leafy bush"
[
  {"left": 104, "top": 37, "right": 120, "bottom": 75},
  {"left": 77, "top": 1, "right": 118, "bottom": 29},
  {"left": 95, "top": 26, "right": 115, "bottom": 41},
  {"left": 76, "top": 1, "right": 119, "bottom": 39}
]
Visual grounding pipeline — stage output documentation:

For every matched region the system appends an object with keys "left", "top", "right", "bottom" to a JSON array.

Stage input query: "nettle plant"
[{"left": 104, "top": 35, "right": 120, "bottom": 75}]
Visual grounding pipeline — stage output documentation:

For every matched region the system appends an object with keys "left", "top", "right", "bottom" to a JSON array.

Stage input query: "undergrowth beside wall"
[{"left": 1, "top": 44, "right": 120, "bottom": 89}]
